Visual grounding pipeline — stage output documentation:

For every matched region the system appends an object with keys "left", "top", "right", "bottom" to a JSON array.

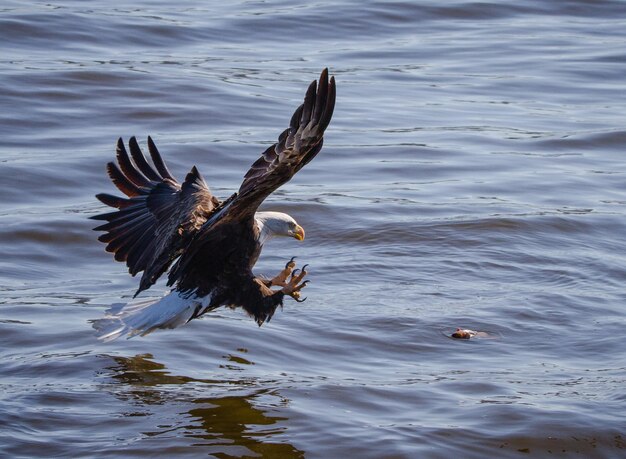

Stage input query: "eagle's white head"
[{"left": 255, "top": 211, "right": 305, "bottom": 246}]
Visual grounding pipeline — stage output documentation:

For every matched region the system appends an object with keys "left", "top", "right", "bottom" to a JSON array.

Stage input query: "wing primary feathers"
[
  {"left": 147, "top": 136, "right": 176, "bottom": 181},
  {"left": 236, "top": 68, "right": 335, "bottom": 201},
  {"left": 128, "top": 136, "right": 162, "bottom": 181},
  {"left": 93, "top": 136, "right": 220, "bottom": 292},
  {"left": 299, "top": 80, "right": 317, "bottom": 126},
  {"left": 97, "top": 212, "right": 153, "bottom": 245},
  {"left": 290, "top": 104, "right": 304, "bottom": 131},
  {"left": 90, "top": 205, "right": 145, "bottom": 224},
  {"left": 312, "top": 68, "right": 328, "bottom": 124},
  {"left": 107, "top": 215, "right": 153, "bottom": 256},
  {"left": 94, "top": 193, "right": 133, "bottom": 209},
  {"left": 112, "top": 231, "right": 145, "bottom": 262},
  {"left": 319, "top": 76, "right": 336, "bottom": 132},
  {"left": 116, "top": 138, "right": 153, "bottom": 188},
  {"left": 106, "top": 162, "right": 146, "bottom": 197},
  {"left": 93, "top": 208, "right": 151, "bottom": 234}
]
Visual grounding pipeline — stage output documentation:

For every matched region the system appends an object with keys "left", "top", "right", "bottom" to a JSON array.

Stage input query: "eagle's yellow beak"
[{"left": 293, "top": 225, "right": 305, "bottom": 241}]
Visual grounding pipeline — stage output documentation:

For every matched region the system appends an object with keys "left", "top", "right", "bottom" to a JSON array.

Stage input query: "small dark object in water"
[
  {"left": 449, "top": 328, "right": 498, "bottom": 340},
  {"left": 451, "top": 328, "right": 477, "bottom": 339}
]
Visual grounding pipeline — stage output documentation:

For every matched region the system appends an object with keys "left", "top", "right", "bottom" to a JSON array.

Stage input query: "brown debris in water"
[{"left": 451, "top": 328, "right": 477, "bottom": 339}]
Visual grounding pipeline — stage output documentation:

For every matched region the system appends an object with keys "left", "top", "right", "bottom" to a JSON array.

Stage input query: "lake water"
[{"left": 1, "top": 1, "right": 625, "bottom": 457}]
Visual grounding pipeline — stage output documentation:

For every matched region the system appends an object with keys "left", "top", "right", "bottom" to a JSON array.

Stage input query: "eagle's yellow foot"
[
  {"left": 269, "top": 256, "right": 297, "bottom": 287},
  {"left": 282, "top": 264, "right": 309, "bottom": 302}
]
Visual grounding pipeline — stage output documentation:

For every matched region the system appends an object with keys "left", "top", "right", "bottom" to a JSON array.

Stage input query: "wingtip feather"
[
  {"left": 318, "top": 72, "right": 336, "bottom": 133},
  {"left": 95, "top": 192, "right": 132, "bottom": 209},
  {"left": 129, "top": 137, "right": 162, "bottom": 181},
  {"left": 107, "top": 162, "right": 145, "bottom": 197},
  {"left": 147, "top": 136, "right": 176, "bottom": 182}
]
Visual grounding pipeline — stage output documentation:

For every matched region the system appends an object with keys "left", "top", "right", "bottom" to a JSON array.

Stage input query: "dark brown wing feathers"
[
  {"left": 147, "top": 136, "right": 176, "bottom": 181},
  {"left": 94, "top": 193, "right": 135, "bottom": 210},
  {"left": 91, "top": 137, "right": 217, "bottom": 296},
  {"left": 106, "top": 161, "right": 144, "bottom": 197},
  {"left": 235, "top": 68, "right": 335, "bottom": 213},
  {"left": 115, "top": 138, "right": 153, "bottom": 189},
  {"left": 128, "top": 136, "right": 162, "bottom": 181}
]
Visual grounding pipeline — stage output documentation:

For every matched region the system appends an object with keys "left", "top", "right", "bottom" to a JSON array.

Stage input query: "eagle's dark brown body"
[{"left": 92, "top": 69, "right": 335, "bottom": 339}]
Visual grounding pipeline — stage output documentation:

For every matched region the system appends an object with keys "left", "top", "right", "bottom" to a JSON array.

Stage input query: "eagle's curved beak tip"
[{"left": 294, "top": 225, "right": 305, "bottom": 241}]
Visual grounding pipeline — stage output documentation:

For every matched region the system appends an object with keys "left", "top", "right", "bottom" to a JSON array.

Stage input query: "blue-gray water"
[{"left": 1, "top": 1, "right": 625, "bottom": 457}]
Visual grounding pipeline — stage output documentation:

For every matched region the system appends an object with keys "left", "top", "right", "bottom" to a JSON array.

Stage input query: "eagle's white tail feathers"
[{"left": 93, "top": 291, "right": 210, "bottom": 341}]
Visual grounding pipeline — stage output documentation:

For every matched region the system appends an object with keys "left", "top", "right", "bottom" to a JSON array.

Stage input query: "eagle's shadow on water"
[{"left": 99, "top": 353, "right": 305, "bottom": 458}]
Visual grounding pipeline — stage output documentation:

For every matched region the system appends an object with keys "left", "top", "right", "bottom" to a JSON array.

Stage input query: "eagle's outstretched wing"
[
  {"left": 91, "top": 137, "right": 219, "bottom": 296},
  {"left": 228, "top": 67, "right": 335, "bottom": 219},
  {"left": 167, "top": 68, "right": 335, "bottom": 290}
]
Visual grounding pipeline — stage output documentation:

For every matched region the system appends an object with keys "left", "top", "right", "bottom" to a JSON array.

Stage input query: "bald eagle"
[{"left": 91, "top": 69, "right": 335, "bottom": 340}]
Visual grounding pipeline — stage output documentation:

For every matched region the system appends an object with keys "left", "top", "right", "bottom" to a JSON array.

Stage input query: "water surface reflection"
[{"left": 103, "top": 354, "right": 304, "bottom": 458}]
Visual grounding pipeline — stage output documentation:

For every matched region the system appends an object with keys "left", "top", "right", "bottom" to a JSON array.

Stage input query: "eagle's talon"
[
  {"left": 281, "top": 263, "right": 310, "bottom": 301},
  {"left": 269, "top": 257, "right": 300, "bottom": 287},
  {"left": 293, "top": 267, "right": 307, "bottom": 284},
  {"left": 285, "top": 256, "right": 297, "bottom": 269}
]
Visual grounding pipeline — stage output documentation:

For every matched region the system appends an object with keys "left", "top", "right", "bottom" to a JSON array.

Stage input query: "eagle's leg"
[
  {"left": 282, "top": 264, "right": 309, "bottom": 302},
  {"left": 268, "top": 256, "right": 297, "bottom": 287}
]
